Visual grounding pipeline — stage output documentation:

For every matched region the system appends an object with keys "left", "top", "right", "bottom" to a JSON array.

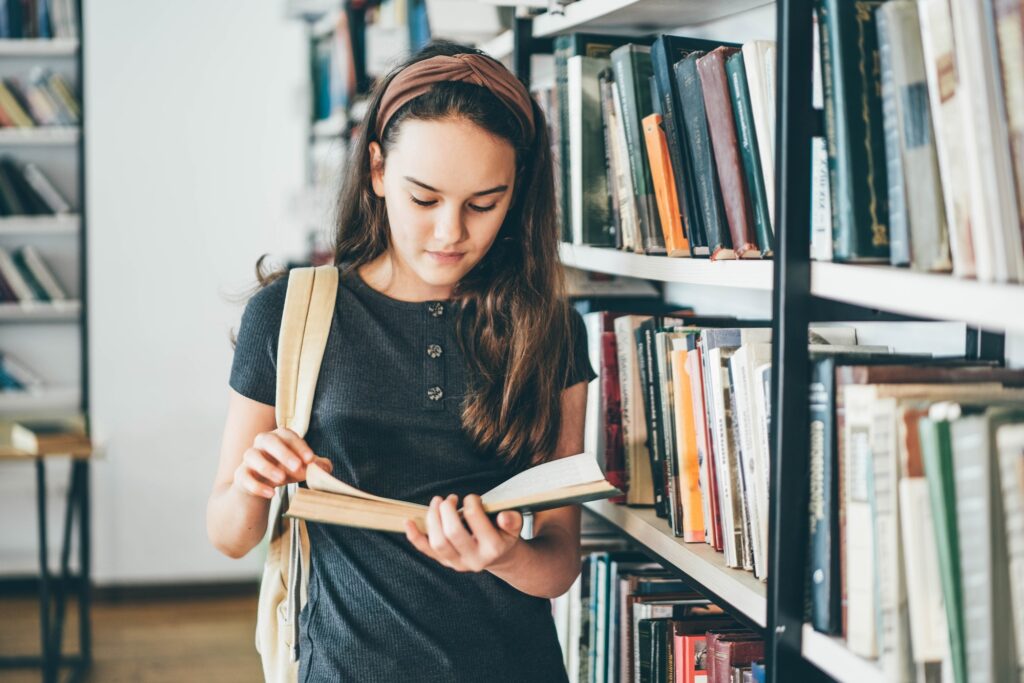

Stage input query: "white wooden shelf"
[
  {"left": 0, "top": 214, "right": 79, "bottom": 236},
  {"left": 0, "top": 38, "right": 79, "bottom": 56},
  {"left": 0, "top": 127, "right": 79, "bottom": 145},
  {"left": 801, "top": 625, "right": 884, "bottom": 683},
  {"left": 0, "top": 387, "right": 80, "bottom": 413},
  {"left": 0, "top": 300, "right": 80, "bottom": 321},
  {"left": 532, "top": 0, "right": 775, "bottom": 38},
  {"left": 811, "top": 262, "right": 1024, "bottom": 334},
  {"left": 478, "top": 29, "right": 513, "bottom": 61},
  {"left": 584, "top": 499, "right": 767, "bottom": 627},
  {"left": 560, "top": 243, "right": 773, "bottom": 289}
]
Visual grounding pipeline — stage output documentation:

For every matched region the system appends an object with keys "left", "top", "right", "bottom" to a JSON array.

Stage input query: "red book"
[
  {"left": 705, "top": 629, "right": 758, "bottom": 683},
  {"left": 600, "top": 331, "right": 627, "bottom": 502},
  {"left": 673, "top": 633, "right": 709, "bottom": 683},
  {"left": 711, "top": 634, "right": 764, "bottom": 683}
]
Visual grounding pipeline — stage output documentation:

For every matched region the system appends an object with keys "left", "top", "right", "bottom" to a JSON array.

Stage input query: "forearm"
[
  {"left": 486, "top": 523, "right": 581, "bottom": 599},
  {"left": 206, "top": 482, "right": 272, "bottom": 559}
]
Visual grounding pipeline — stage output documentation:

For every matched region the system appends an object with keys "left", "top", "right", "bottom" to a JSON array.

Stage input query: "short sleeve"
[
  {"left": 562, "top": 307, "right": 598, "bottom": 389},
  {"left": 229, "top": 276, "right": 289, "bottom": 406}
]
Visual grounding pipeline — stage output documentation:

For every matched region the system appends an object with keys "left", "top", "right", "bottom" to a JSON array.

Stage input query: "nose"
[{"left": 433, "top": 203, "right": 468, "bottom": 246}]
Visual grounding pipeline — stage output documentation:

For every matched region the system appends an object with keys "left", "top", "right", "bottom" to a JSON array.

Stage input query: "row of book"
[
  {"left": 0, "top": 348, "right": 43, "bottom": 392},
  {"left": 0, "top": 244, "right": 66, "bottom": 302},
  {"left": 583, "top": 311, "right": 978, "bottom": 583},
  {"left": 809, "top": 0, "right": 1024, "bottom": 283},
  {"left": 805, "top": 357, "right": 1024, "bottom": 682},
  {"left": 553, "top": 545, "right": 765, "bottom": 683},
  {"left": 0, "top": 155, "right": 70, "bottom": 215},
  {"left": 0, "top": 0, "right": 78, "bottom": 39},
  {"left": 0, "top": 69, "right": 80, "bottom": 129},
  {"left": 537, "top": 34, "right": 776, "bottom": 261}
]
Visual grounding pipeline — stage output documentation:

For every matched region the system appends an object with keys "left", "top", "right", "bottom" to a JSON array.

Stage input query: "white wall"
[{"left": 82, "top": 1, "right": 309, "bottom": 584}]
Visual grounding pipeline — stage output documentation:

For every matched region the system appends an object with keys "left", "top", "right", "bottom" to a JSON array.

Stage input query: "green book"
[
  {"left": 817, "top": 0, "right": 891, "bottom": 261},
  {"left": 725, "top": 52, "right": 774, "bottom": 257},
  {"left": 611, "top": 44, "right": 666, "bottom": 255},
  {"left": 918, "top": 414, "right": 966, "bottom": 683}
]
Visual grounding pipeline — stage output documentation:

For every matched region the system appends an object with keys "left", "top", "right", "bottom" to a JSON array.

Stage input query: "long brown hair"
[{"left": 255, "top": 40, "right": 573, "bottom": 470}]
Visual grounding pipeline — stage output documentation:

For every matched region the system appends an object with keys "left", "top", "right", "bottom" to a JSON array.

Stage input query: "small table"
[{"left": 0, "top": 447, "right": 92, "bottom": 683}]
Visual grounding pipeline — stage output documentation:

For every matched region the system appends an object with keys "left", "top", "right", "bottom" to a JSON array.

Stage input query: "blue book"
[
  {"left": 751, "top": 661, "right": 766, "bottom": 683},
  {"left": 37, "top": 0, "right": 50, "bottom": 38}
]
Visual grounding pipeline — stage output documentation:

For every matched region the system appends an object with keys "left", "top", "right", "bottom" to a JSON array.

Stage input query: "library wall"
[{"left": 78, "top": 0, "right": 308, "bottom": 583}]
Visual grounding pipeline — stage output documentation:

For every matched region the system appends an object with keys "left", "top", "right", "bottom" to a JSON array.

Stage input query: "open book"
[{"left": 285, "top": 452, "right": 622, "bottom": 533}]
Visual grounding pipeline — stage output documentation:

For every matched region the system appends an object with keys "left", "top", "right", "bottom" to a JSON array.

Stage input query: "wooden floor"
[{"left": 0, "top": 592, "right": 264, "bottom": 682}]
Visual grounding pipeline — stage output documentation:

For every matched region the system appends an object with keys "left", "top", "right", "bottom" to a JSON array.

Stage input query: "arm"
[
  {"left": 404, "top": 380, "right": 587, "bottom": 599},
  {"left": 206, "top": 389, "right": 330, "bottom": 559}
]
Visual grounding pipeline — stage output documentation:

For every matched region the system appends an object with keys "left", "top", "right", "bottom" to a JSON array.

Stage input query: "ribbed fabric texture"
[{"left": 229, "top": 264, "right": 595, "bottom": 683}]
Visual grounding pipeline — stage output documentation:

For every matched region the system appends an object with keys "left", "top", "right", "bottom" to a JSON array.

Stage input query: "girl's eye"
[
  {"left": 411, "top": 196, "right": 437, "bottom": 207},
  {"left": 469, "top": 204, "right": 497, "bottom": 213}
]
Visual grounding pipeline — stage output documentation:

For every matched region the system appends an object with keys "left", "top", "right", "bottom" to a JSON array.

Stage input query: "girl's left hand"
[{"left": 404, "top": 493, "right": 523, "bottom": 573}]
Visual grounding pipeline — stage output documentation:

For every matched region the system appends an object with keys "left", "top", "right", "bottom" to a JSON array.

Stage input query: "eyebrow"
[{"left": 403, "top": 176, "right": 508, "bottom": 197}]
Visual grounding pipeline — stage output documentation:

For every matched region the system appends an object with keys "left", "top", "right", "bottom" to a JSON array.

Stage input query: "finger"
[
  {"left": 313, "top": 456, "right": 333, "bottom": 474},
  {"left": 274, "top": 428, "right": 316, "bottom": 464},
  {"left": 253, "top": 433, "right": 303, "bottom": 475},
  {"left": 404, "top": 520, "right": 437, "bottom": 559},
  {"left": 243, "top": 448, "right": 288, "bottom": 486},
  {"left": 461, "top": 494, "right": 503, "bottom": 547},
  {"left": 426, "top": 497, "right": 461, "bottom": 565},
  {"left": 235, "top": 467, "right": 275, "bottom": 499},
  {"left": 439, "top": 494, "right": 476, "bottom": 556},
  {"left": 496, "top": 510, "right": 524, "bottom": 538}
]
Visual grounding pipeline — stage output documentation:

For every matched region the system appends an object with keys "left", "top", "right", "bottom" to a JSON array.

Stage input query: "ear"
[{"left": 369, "top": 141, "right": 385, "bottom": 198}]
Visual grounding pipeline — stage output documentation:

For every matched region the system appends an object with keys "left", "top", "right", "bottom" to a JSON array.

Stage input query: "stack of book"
[
  {"left": 810, "top": 0, "right": 1024, "bottom": 284},
  {"left": 536, "top": 34, "right": 777, "bottom": 261},
  {"left": 0, "top": 0, "right": 79, "bottom": 39},
  {"left": 0, "top": 69, "right": 80, "bottom": 128},
  {"left": 805, "top": 359, "right": 1024, "bottom": 681},
  {"left": 0, "top": 156, "right": 71, "bottom": 215},
  {"left": 583, "top": 310, "right": 975, "bottom": 583},
  {"left": 0, "top": 244, "right": 66, "bottom": 303},
  {"left": 553, "top": 549, "right": 766, "bottom": 682}
]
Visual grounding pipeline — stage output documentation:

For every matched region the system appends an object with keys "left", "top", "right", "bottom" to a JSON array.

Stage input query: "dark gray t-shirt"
[{"left": 229, "top": 264, "right": 595, "bottom": 682}]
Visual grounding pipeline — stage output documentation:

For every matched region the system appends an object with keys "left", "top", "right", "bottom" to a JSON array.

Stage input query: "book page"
[
  {"left": 306, "top": 463, "right": 424, "bottom": 510},
  {"left": 481, "top": 453, "right": 605, "bottom": 505}
]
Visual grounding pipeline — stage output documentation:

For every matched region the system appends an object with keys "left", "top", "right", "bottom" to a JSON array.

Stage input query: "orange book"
[
  {"left": 642, "top": 113, "right": 690, "bottom": 257},
  {"left": 670, "top": 345, "right": 705, "bottom": 542}
]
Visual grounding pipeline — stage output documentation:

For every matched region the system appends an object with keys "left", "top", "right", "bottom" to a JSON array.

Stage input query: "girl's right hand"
[{"left": 232, "top": 427, "right": 334, "bottom": 500}]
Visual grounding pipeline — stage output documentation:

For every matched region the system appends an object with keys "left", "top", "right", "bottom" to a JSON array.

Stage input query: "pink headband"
[{"left": 374, "top": 53, "right": 536, "bottom": 143}]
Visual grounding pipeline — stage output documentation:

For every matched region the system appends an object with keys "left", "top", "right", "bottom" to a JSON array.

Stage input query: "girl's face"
[{"left": 369, "top": 117, "right": 516, "bottom": 300}]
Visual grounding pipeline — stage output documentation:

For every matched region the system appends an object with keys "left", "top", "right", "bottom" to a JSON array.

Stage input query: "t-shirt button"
[
  {"left": 427, "top": 386, "right": 444, "bottom": 401},
  {"left": 428, "top": 302, "right": 445, "bottom": 318},
  {"left": 427, "top": 344, "right": 443, "bottom": 359}
]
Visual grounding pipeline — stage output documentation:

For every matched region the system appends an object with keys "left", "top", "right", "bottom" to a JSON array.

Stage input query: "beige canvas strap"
[{"left": 273, "top": 264, "right": 338, "bottom": 662}]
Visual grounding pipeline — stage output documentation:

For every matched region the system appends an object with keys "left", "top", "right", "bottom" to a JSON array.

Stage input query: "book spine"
[
  {"left": 22, "top": 163, "right": 70, "bottom": 214},
  {"left": 725, "top": 52, "right": 774, "bottom": 257},
  {"left": 883, "top": 0, "right": 952, "bottom": 273},
  {"left": 635, "top": 325, "right": 666, "bottom": 516},
  {"left": 810, "top": 15, "right": 833, "bottom": 263},
  {"left": 655, "top": 331, "right": 682, "bottom": 533},
  {"left": 808, "top": 358, "right": 839, "bottom": 634},
  {"left": 819, "top": 0, "right": 891, "bottom": 262},
  {"left": 743, "top": 41, "right": 777, "bottom": 230},
  {"left": 610, "top": 80, "right": 643, "bottom": 253},
  {"left": 19, "top": 245, "right": 65, "bottom": 300},
  {"left": 568, "top": 56, "right": 615, "bottom": 247},
  {"left": 555, "top": 36, "right": 573, "bottom": 243},
  {"left": 696, "top": 48, "right": 760, "bottom": 259},
  {"left": 0, "top": 246, "right": 35, "bottom": 300},
  {"left": 997, "top": 425, "right": 1024, "bottom": 677},
  {"left": 642, "top": 114, "right": 690, "bottom": 256},
  {"left": 12, "top": 249, "right": 50, "bottom": 301},
  {"left": 601, "top": 332, "right": 627, "bottom": 503},
  {"left": 994, "top": 0, "right": 1024, "bottom": 270},
  {"left": 674, "top": 54, "right": 736, "bottom": 261},
  {"left": 687, "top": 348, "right": 716, "bottom": 546},
  {"left": 877, "top": 5, "right": 911, "bottom": 267},
  {"left": 598, "top": 71, "right": 624, "bottom": 249},
  {"left": 615, "top": 316, "right": 655, "bottom": 506},
  {"left": 726, "top": 361, "right": 755, "bottom": 571},
  {"left": 917, "top": 0, "right": 976, "bottom": 277},
  {"left": 611, "top": 45, "right": 666, "bottom": 255},
  {"left": 672, "top": 347, "right": 705, "bottom": 542}
]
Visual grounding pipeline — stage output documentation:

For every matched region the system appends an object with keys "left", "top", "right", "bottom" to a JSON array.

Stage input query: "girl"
[{"left": 207, "top": 40, "right": 595, "bottom": 682}]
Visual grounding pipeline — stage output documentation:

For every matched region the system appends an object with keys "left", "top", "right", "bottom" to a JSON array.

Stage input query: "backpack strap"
[{"left": 273, "top": 263, "right": 338, "bottom": 662}]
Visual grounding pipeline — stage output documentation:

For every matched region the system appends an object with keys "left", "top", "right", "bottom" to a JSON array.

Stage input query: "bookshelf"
[
  {"left": 584, "top": 500, "right": 767, "bottom": 627},
  {"left": 0, "top": 4, "right": 92, "bottom": 682},
  {"left": 511, "top": 0, "right": 1024, "bottom": 679}
]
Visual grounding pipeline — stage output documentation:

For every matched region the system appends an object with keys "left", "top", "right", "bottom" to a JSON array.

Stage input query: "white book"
[
  {"left": 997, "top": 423, "right": 1024, "bottom": 680},
  {"left": 948, "top": 0, "right": 1024, "bottom": 282},
  {"left": 810, "top": 13, "right": 833, "bottom": 262},
  {"left": 916, "top": 0, "right": 976, "bottom": 278},
  {"left": 743, "top": 40, "right": 777, "bottom": 229},
  {"left": 899, "top": 478, "right": 949, "bottom": 666},
  {"left": 22, "top": 163, "right": 71, "bottom": 214},
  {"left": 0, "top": 247, "right": 36, "bottom": 302},
  {"left": 17, "top": 246, "right": 66, "bottom": 301},
  {"left": 708, "top": 346, "right": 744, "bottom": 568},
  {"left": 566, "top": 573, "right": 583, "bottom": 678},
  {"left": 613, "top": 315, "right": 654, "bottom": 506}
]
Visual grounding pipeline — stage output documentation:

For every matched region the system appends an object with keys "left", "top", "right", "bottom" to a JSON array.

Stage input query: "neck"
[{"left": 359, "top": 252, "right": 454, "bottom": 302}]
